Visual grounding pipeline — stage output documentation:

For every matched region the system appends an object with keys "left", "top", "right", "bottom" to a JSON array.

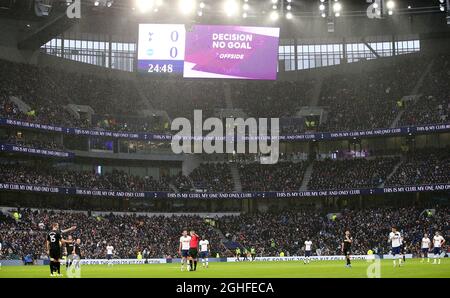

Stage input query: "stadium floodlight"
[
  {"left": 271, "top": 0, "right": 278, "bottom": 4},
  {"left": 286, "top": 4, "right": 291, "bottom": 10},
  {"left": 321, "top": 12, "right": 326, "bottom": 17},
  {"left": 386, "top": 0, "right": 395, "bottom": 10},
  {"left": 106, "top": 0, "right": 113, "bottom": 7},
  {"left": 94, "top": 0, "right": 100, "bottom": 6},
  {"left": 335, "top": 12, "right": 340, "bottom": 17},
  {"left": 179, "top": 0, "right": 196, "bottom": 14},
  {"left": 243, "top": 3, "right": 249, "bottom": 11},
  {"left": 136, "top": 0, "right": 154, "bottom": 12},
  {"left": 286, "top": 11, "right": 292, "bottom": 19},
  {"left": 319, "top": 4, "right": 325, "bottom": 11},
  {"left": 197, "top": 10, "right": 203, "bottom": 16},
  {"left": 270, "top": 10, "right": 279, "bottom": 20},
  {"left": 272, "top": 5, "right": 277, "bottom": 9},
  {"left": 388, "top": 9, "right": 393, "bottom": 15},
  {"left": 242, "top": 12, "right": 247, "bottom": 18},
  {"left": 199, "top": 1, "right": 205, "bottom": 9},
  {"left": 333, "top": 2, "right": 341, "bottom": 12},
  {"left": 224, "top": 0, "right": 239, "bottom": 17}
]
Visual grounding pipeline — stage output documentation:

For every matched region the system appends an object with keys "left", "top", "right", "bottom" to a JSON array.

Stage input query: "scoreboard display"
[
  {"left": 137, "top": 24, "right": 280, "bottom": 80},
  {"left": 137, "top": 24, "right": 186, "bottom": 74}
]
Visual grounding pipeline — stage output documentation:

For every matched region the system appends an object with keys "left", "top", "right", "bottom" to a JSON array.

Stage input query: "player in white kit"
[
  {"left": 199, "top": 238, "right": 210, "bottom": 268},
  {"left": 388, "top": 227, "right": 403, "bottom": 267},
  {"left": 178, "top": 230, "right": 191, "bottom": 271},
  {"left": 106, "top": 244, "right": 114, "bottom": 266},
  {"left": 304, "top": 238, "right": 312, "bottom": 264},
  {"left": 420, "top": 233, "right": 431, "bottom": 263},
  {"left": 432, "top": 231, "right": 445, "bottom": 265}
]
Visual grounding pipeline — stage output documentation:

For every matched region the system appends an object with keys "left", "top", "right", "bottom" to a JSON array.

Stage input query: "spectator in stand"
[
  {"left": 308, "top": 157, "right": 399, "bottom": 190},
  {"left": 386, "top": 148, "right": 450, "bottom": 186},
  {"left": 0, "top": 206, "right": 446, "bottom": 260}
]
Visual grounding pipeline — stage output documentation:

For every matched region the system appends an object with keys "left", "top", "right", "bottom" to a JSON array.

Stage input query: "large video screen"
[{"left": 137, "top": 24, "right": 280, "bottom": 80}]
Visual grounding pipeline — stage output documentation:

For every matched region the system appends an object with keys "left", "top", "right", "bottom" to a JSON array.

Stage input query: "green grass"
[{"left": 0, "top": 259, "right": 449, "bottom": 278}]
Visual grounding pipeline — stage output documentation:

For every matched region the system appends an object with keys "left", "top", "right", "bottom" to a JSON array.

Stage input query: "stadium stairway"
[
  {"left": 229, "top": 163, "right": 242, "bottom": 192},
  {"left": 209, "top": 225, "right": 236, "bottom": 256},
  {"left": 133, "top": 77, "right": 154, "bottom": 110},
  {"left": 307, "top": 77, "right": 323, "bottom": 107},
  {"left": 299, "top": 163, "right": 314, "bottom": 191},
  {"left": 8, "top": 96, "right": 31, "bottom": 113},
  {"left": 390, "top": 59, "right": 435, "bottom": 128},
  {"left": 380, "top": 158, "right": 404, "bottom": 188},
  {"left": 168, "top": 183, "right": 179, "bottom": 193}
]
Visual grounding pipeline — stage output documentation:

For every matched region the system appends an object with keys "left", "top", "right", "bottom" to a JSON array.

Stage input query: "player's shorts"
[
  {"left": 305, "top": 250, "right": 312, "bottom": 257},
  {"left": 106, "top": 254, "right": 113, "bottom": 260},
  {"left": 421, "top": 248, "right": 429, "bottom": 255},
  {"left": 49, "top": 248, "right": 61, "bottom": 260},
  {"left": 199, "top": 251, "right": 208, "bottom": 258},
  {"left": 433, "top": 247, "right": 441, "bottom": 255},
  {"left": 181, "top": 249, "right": 189, "bottom": 258},
  {"left": 189, "top": 248, "right": 198, "bottom": 259},
  {"left": 392, "top": 246, "right": 401, "bottom": 255},
  {"left": 343, "top": 248, "right": 351, "bottom": 256}
]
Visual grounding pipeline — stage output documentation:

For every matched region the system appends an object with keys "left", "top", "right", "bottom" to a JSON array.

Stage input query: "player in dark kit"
[
  {"left": 341, "top": 230, "right": 353, "bottom": 268},
  {"left": 72, "top": 238, "right": 82, "bottom": 268},
  {"left": 188, "top": 230, "right": 199, "bottom": 271},
  {"left": 65, "top": 235, "right": 75, "bottom": 269},
  {"left": 46, "top": 223, "right": 76, "bottom": 277}
]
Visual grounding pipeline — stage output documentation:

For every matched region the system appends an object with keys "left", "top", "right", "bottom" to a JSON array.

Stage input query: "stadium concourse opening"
[{"left": 0, "top": 0, "right": 448, "bottom": 288}]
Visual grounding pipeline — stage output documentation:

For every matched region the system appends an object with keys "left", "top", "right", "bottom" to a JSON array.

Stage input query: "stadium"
[{"left": 0, "top": 0, "right": 449, "bottom": 281}]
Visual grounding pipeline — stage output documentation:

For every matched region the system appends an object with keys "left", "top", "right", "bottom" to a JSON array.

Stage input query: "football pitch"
[{"left": 0, "top": 259, "right": 449, "bottom": 278}]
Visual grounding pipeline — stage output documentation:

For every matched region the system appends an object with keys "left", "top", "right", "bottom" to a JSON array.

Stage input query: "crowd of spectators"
[
  {"left": 230, "top": 80, "right": 313, "bottom": 118},
  {"left": 0, "top": 209, "right": 221, "bottom": 259},
  {"left": 318, "top": 56, "right": 427, "bottom": 132},
  {"left": 386, "top": 149, "right": 450, "bottom": 187},
  {"left": 0, "top": 148, "right": 448, "bottom": 193},
  {"left": 189, "top": 163, "right": 234, "bottom": 192},
  {"left": 1, "top": 54, "right": 448, "bottom": 139},
  {"left": 398, "top": 54, "right": 450, "bottom": 126},
  {"left": 218, "top": 206, "right": 448, "bottom": 257},
  {"left": 0, "top": 135, "right": 65, "bottom": 151},
  {"left": 308, "top": 157, "right": 400, "bottom": 190},
  {"left": 1, "top": 206, "right": 447, "bottom": 260},
  {"left": 0, "top": 164, "right": 171, "bottom": 192},
  {"left": 238, "top": 161, "right": 308, "bottom": 192}
]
